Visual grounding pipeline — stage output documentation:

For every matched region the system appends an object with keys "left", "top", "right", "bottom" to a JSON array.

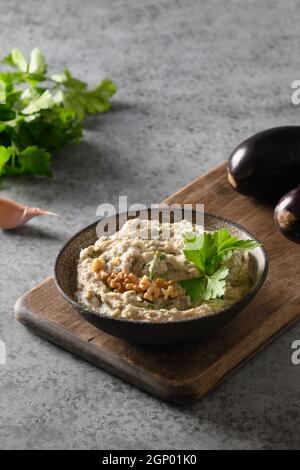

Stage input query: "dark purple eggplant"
[
  {"left": 274, "top": 186, "right": 300, "bottom": 244},
  {"left": 228, "top": 127, "right": 300, "bottom": 200}
]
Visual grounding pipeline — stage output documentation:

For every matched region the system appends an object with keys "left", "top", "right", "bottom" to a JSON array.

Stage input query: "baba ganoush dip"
[{"left": 76, "top": 219, "right": 254, "bottom": 322}]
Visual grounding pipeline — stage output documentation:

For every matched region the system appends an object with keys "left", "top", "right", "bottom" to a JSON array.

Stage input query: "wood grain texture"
[{"left": 14, "top": 163, "right": 300, "bottom": 403}]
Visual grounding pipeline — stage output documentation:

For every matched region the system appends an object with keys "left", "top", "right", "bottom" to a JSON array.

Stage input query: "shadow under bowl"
[{"left": 54, "top": 211, "right": 268, "bottom": 345}]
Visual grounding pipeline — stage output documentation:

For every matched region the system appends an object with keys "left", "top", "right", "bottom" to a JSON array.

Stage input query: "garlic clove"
[{"left": 0, "top": 197, "right": 57, "bottom": 229}]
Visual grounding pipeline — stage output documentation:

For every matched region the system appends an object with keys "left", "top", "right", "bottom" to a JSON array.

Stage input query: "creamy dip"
[{"left": 76, "top": 219, "right": 254, "bottom": 322}]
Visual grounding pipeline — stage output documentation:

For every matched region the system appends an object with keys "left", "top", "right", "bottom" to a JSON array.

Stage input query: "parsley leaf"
[
  {"left": 6, "top": 49, "right": 28, "bottom": 73},
  {"left": 0, "top": 81, "right": 5, "bottom": 103},
  {"left": 0, "top": 48, "right": 116, "bottom": 177},
  {"left": 28, "top": 48, "right": 47, "bottom": 75},
  {"left": 203, "top": 266, "right": 229, "bottom": 300},
  {"left": 0, "top": 146, "right": 12, "bottom": 175},
  {"left": 179, "top": 277, "right": 206, "bottom": 301},
  {"left": 179, "top": 267, "right": 229, "bottom": 301},
  {"left": 18, "top": 147, "right": 52, "bottom": 176},
  {"left": 22, "top": 90, "right": 55, "bottom": 114},
  {"left": 1, "top": 146, "right": 52, "bottom": 177},
  {"left": 62, "top": 77, "right": 117, "bottom": 120},
  {"left": 180, "top": 229, "right": 260, "bottom": 302},
  {"left": 0, "top": 104, "right": 16, "bottom": 121}
]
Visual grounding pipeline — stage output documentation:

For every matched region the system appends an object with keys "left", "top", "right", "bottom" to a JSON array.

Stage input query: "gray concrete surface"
[{"left": 0, "top": 0, "right": 300, "bottom": 450}]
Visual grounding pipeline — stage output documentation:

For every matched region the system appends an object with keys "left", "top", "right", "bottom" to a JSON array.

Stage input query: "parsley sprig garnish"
[
  {"left": 0, "top": 48, "right": 116, "bottom": 177},
  {"left": 179, "top": 230, "right": 259, "bottom": 301}
]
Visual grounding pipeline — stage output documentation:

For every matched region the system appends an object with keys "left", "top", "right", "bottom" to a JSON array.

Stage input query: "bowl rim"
[{"left": 54, "top": 211, "right": 269, "bottom": 326}]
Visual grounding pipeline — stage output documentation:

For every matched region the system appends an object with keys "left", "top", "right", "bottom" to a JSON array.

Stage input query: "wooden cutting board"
[{"left": 14, "top": 163, "right": 300, "bottom": 404}]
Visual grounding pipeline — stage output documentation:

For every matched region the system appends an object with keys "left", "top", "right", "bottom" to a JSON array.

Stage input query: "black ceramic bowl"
[{"left": 54, "top": 210, "right": 268, "bottom": 345}]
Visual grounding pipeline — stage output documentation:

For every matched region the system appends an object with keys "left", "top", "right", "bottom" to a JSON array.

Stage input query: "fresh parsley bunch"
[
  {"left": 179, "top": 229, "right": 259, "bottom": 301},
  {"left": 0, "top": 48, "right": 116, "bottom": 177}
]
